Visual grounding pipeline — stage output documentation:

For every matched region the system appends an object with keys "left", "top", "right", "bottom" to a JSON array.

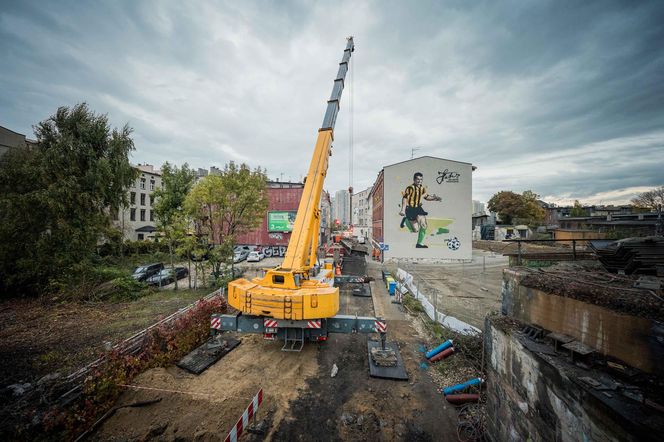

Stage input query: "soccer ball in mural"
[{"left": 447, "top": 237, "right": 461, "bottom": 251}]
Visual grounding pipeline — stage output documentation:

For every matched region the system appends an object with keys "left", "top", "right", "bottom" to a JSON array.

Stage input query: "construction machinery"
[{"left": 210, "top": 38, "right": 403, "bottom": 373}]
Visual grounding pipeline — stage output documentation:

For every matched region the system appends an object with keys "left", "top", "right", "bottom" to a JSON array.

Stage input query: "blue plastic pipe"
[
  {"left": 443, "top": 377, "right": 484, "bottom": 396},
  {"left": 425, "top": 339, "right": 453, "bottom": 359}
]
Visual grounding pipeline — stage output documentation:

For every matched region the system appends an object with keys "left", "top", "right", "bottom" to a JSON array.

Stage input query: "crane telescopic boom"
[{"left": 227, "top": 38, "right": 355, "bottom": 320}]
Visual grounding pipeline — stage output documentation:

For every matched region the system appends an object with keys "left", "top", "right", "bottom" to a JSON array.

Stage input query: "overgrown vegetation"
[{"left": 37, "top": 296, "right": 227, "bottom": 439}]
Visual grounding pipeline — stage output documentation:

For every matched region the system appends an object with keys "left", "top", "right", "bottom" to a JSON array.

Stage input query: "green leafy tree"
[
  {"left": 0, "top": 103, "right": 137, "bottom": 296},
  {"left": 487, "top": 191, "right": 522, "bottom": 225},
  {"left": 631, "top": 185, "right": 664, "bottom": 235},
  {"left": 153, "top": 163, "right": 196, "bottom": 290},
  {"left": 519, "top": 191, "right": 545, "bottom": 226},
  {"left": 185, "top": 163, "right": 268, "bottom": 282},
  {"left": 176, "top": 231, "right": 197, "bottom": 289},
  {"left": 487, "top": 190, "right": 545, "bottom": 226},
  {"left": 570, "top": 200, "right": 588, "bottom": 217}
]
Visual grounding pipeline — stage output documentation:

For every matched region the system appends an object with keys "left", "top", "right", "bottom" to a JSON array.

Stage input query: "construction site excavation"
[{"left": 2, "top": 8, "right": 664, "bottom": 442}]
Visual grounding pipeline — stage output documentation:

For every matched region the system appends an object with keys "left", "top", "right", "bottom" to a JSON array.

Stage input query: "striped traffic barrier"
[{"left": 224, "top": 388, "right": 263, "bottom": 442}]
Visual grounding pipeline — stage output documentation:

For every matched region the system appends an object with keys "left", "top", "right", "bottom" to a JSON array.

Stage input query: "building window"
[
  {"left": 130, "top": 192, "right": 136, "bottom": 205},
  {"left": 130, "top": 208, "right": 136, "bottom": 221},
  {"left": 140, "top": 209, "right": 146, "bottom": 221},
  {"left": 140, "top": 193, "right": 146, "bottom": 206},
  {"left": 150, "top": 179, "right": 155, "bottom": 190},
  {"left": 150, "top": 210, "right": 154, "bottom": 221},
  {"left": 138, "top": 233, "right": 144, "bottom": 240},
  {"left": 149, "top": 195, "right": 153, "bottom": 206},
  {"left": 140, "top": 177, "right": 146, "bottom": 189}
]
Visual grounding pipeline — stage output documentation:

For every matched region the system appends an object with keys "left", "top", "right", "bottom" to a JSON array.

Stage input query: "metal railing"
[{"left": 502, "top": 239, "right": 593, "bottom": 265}]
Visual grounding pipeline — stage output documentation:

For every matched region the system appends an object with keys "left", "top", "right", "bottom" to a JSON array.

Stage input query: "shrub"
[{"left": 91, "top": 276, "right": 151, "bottom": 302}]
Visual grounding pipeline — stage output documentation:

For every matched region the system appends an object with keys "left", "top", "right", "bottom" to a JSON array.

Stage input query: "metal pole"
[
  {"left": 517, "top": 240, "right": 522, "bottom": 266},
  {"left": 573, "top": 240, "right": 577, "bottom": 261}
]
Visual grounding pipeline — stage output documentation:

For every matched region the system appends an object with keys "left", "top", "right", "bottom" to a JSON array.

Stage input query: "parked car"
[
  {"left": 210, "top": 266, "right": 243, "bottom": 282},
  {"left": 233, "top": 250, "right": 249, "bottom": 263},
  {"left": 146, "top": 267, "right": 188, "bottom": 286},
  {"left": 246, "top": 250, "right": 265, "bottom": 262},
  {"left": 131, "top": 263, "right": 164, "bottom": 282}
]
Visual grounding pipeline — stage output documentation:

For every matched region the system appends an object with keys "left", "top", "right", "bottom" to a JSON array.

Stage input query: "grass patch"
[{"left": 402, "top": 293, "right": 425, "bottom": 313}]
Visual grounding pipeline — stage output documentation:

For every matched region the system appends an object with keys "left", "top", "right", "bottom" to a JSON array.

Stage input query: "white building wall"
[
  {"left": 352, "top": 186, "right": 373, "bottom": 239},
  {"left": 334, "top": 189, "right": 350, "bottom": 225},
  {"left": 114, "top": 164, "right": 162, "bottom": 241},
  {"left": 382, "top": 157, "right": 472, "bottom": 261}
]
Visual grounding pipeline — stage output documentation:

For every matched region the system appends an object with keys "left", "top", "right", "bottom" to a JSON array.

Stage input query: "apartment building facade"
[
  {"left": 352, "top": 186, "right": 373, "bottom": 239},
  {"left": 114, "top": 164, "right": 162, "bottom": 241}
]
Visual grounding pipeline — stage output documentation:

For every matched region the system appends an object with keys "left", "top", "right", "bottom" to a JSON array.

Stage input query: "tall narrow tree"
[{"left": 153, "top": 163, "right": 196, "bottom": 290}]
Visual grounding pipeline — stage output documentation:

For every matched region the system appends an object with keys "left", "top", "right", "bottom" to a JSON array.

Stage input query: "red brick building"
[
  {"left": 235, "top": 181, "right": 304, "bottom": 255},
  {"left": 369, "top": 170, "right": 384, "bottom": 243}
]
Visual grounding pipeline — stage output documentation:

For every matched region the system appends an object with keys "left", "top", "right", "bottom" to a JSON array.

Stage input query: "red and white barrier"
[
  {"left": 211, "top": 317, "right": 222, "bottom": 330},
  {"left": 374, "top": 320, "right": 387, "bottom": 333},
  {"left": 224, "top": 388, "right": 264, "bottom": 442},
  {"left": 306, "top": 319, "right": 322, "bottom": 329},
  {"left": 263, "top": 318, "right": 278, "bottom": 328}
]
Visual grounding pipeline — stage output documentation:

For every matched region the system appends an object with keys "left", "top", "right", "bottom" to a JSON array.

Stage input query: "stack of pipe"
[
  {"left": 442, "top": 378, "right": 483, "bottom": 405},
  {"left": 425, "top": 339, "right": 455, "bottom": 362}
]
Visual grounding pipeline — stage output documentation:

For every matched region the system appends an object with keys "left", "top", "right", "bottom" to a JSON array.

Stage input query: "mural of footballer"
[{"left": 399, "top": 172, "right": 442, "bottom": 248}]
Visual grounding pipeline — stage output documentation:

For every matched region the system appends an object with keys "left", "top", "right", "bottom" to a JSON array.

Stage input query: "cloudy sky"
[{"left": 2, "top": 0, "right": 663, "bottom": 205}]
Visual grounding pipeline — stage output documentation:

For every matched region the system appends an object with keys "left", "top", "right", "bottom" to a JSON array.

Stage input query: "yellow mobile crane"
[
  {"left": 225, "top": 38, "right": 353, "bottom": 321},
  {"left": 213, "top": 38, "right": 400, "bottom": 359}
]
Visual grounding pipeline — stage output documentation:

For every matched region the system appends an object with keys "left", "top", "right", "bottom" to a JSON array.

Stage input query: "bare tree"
[{"left": 631, "top": 186, "right": 664, "bottom": 236}]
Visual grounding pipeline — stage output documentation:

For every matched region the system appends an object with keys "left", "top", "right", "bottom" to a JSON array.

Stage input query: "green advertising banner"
[{"left": 268, "top": 211, "right": 297, "bottom": 232}]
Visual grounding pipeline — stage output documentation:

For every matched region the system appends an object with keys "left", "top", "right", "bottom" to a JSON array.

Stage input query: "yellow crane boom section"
[{"left": 227, "top": 38, "right": 354, "bottom": 320}]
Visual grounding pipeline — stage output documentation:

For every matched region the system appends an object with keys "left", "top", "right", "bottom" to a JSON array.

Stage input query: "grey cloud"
[{"left": 1, "top": 0, "right": 663, "bottom": 205}]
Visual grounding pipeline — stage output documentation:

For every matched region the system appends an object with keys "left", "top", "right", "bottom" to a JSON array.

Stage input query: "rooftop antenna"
[{"left": 411, "top": 146, "right": 421, "bottom": 159}]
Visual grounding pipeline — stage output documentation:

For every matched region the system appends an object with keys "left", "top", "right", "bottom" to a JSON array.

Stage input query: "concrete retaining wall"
[
  {"left": 502, "top": 269, "right": 664, "bottom": 375},
  {"left": 485, "top": 318, "right": 639, "bottom": 442}
]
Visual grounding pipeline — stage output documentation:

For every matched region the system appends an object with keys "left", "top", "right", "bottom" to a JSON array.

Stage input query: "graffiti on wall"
[{"left": 259, "top": 245, "right": 287, "bottom": 258}]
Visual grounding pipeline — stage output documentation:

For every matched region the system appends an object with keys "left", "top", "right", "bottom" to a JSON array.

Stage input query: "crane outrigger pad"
[
  {"left": 367, "top": 340, "right": 408, "bottom": 380},
  {"left": 176, "top": 336, "right": 240, "bottom": 375}
]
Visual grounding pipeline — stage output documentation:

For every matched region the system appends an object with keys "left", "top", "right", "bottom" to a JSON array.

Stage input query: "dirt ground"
[
  {"left": 0, "top": 288, "right": 210, "bottom": 388},
  {"left": 94, "top": 255, "right": 460, "bottom": 441},
  {"left": 389, "top": 248, "right": 508, "bottom": 330}
]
